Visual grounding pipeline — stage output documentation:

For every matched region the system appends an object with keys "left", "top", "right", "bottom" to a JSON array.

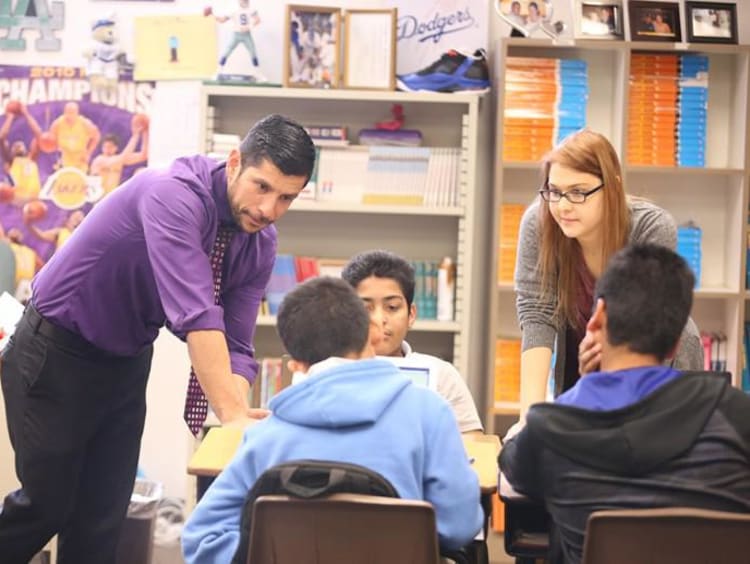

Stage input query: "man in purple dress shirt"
[{"left": 0, "top": 114, "right": 315, "bottom": 563}]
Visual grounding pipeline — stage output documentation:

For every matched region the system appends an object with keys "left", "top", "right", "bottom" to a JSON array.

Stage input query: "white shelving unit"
[
  {"left": 488, "top": 38, "right": 750, "bottom": 425},
  {"left": 199, "top": 85, "right": 493, "bottom": 400}
]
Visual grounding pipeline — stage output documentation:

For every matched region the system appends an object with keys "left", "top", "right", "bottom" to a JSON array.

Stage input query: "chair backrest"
[
  {"left": 246, "top": 493, "right": 441, "bottom": 564},
  {"left": 231, "top": 460, "right": 400, "bottom": 564},
  {"left": 582, "top": 507, "right": 750, "bottom": 564}
]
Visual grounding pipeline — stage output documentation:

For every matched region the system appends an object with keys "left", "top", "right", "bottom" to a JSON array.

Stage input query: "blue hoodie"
[{"left": 182, "top": 357, "right": 483, "bottom": 563}]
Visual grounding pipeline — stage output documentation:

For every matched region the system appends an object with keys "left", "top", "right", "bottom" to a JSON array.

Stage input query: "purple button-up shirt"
[{"left": 32, "top": 155, "right": 277, "bottom": 383}]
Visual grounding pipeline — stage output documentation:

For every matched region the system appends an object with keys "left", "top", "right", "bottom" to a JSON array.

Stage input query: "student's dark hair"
[
  {"left": 276, "top": 277, "right": 370, "bottom": 365},
  {"left": 341, "top": 250, "right": 415, "bottom": 308},
  {"left": 239, "top": 114, "right": 316, "bottom": 184},
  {"left": 595, "top": 243, "right": 694, "bottom": 362},
  {"left": 103, "top": 133, "right": 120, "bottom": 147}
]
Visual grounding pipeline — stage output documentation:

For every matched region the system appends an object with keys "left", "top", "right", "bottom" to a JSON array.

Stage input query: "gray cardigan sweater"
[{"left": 515, "top": 198, "right": 705, "bottom": 396}]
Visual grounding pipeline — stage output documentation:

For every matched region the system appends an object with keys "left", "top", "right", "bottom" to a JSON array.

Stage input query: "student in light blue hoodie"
[{"left": 182, "top": 276, "right": 483, "bottom": 563}]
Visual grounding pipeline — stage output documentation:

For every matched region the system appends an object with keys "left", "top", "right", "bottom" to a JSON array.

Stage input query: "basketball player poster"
[{"left": 0, "top": 64, "right": 154, "bottom": 302}]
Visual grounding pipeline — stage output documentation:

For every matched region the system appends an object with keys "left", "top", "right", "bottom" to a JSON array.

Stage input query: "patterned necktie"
[{"left": 183, "top": 225, "right": 235, "bottom": 436}]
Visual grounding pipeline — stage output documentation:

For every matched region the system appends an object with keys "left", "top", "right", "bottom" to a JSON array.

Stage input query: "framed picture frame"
[
  {"left": 284, "top": 5, "right": 341, "bottom": 89},
  {"left": 342, "top": 9, "right": 397, "bottom": 90},
  {"left": 627, "top": 1, "right": 682, "bottom": 42},
  {"left": 495, "top": 0, "right": 556, "bottom": 38},
  {"left": 574, "top": 0, "right": 624, "bottom": 39},
  {"left": 685, "top": 1, "right": 738, "bottom": 44}
]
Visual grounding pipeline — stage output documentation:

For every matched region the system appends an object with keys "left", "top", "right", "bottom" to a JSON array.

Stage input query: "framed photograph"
[
  {"left": 574, "top": 0, "right": 624, "bottom": 39},
  {"left": 496, "top": 0, "right": 554, "bottom": 37},
  {"left": 628, "top": 1, "right": 682, "bottom": 42},
  {"left": 284, "top": 5, "right": 340, "bottom": 89},
  {"left": 685, "top": 1, "right": 738, "bottom": 44},
  {"left": 343, "top": 9, "right": 396, "bottom": 90}
]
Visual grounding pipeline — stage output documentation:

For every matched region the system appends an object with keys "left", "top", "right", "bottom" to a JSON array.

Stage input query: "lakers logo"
[{"left": 39, "top": 167, "right": 104, "bottom": 209}]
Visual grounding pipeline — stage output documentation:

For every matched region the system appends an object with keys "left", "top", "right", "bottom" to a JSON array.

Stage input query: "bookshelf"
[
  {"left": 199, "top": 85, "right": 492, "bottom": 398},
  {"left": 488, "top": 38, "right": 750, "bottom": 430}
]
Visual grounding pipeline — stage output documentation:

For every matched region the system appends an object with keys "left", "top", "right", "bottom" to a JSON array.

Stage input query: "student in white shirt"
[{"left": 342, "top": 249, "right": 483, "bottom": 434}]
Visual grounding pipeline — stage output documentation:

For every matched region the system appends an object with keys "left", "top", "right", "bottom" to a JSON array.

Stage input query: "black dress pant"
[{"left": 0, "top": 306, "right": 153, "bottom": 564}]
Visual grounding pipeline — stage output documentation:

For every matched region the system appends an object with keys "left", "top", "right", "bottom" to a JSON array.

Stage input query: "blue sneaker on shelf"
[{"left": 397, "top": 48, "right": 490, "bottom": 93}]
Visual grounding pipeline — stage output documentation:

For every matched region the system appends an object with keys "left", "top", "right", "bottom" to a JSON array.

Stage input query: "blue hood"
[{"left": 269, "top": 358, "right": 410, "bottom": 428}]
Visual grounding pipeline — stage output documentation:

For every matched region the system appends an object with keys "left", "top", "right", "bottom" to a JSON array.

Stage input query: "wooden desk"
[
  {"left": 188, "top": 427, "right": 500, "bottom": 496},
  {"left": 462, "top": 434, "right": 500, "bottom": 494},
  {"left": 187, "top": 426, "right": 243, "bottom": 477},
  {"left": 188, "top": 428, "right": 498, "bottom": 564},
  {"left": 187, "top": 426, "right": 243, "bottom": 499}
]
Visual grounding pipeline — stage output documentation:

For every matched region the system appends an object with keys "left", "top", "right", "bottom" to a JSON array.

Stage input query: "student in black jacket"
[{"left": 499, "top": 243, "right": 750, "bottom": 564}]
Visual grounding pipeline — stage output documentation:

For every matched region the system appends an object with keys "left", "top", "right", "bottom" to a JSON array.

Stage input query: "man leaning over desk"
[{"left": 0, "top": 114, "right": 316, "bottom": 564}]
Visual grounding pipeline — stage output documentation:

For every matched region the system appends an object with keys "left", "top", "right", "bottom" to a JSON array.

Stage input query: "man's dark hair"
[
  {"left": 239, "top": 114, "right": 316, "bottom": 184},
  {"left": 595, "top": 243, "right": 694, "bottom": 361},
  {"left": 341, "top": 250, "right": 415, "bottom": 308},
  {"left": 276, "top": 277, "right": 370, "bottom": 365}
]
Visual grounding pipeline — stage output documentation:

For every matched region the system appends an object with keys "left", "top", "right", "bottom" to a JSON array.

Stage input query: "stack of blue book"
[
  {"left": 677, "top": 223, "right": 702, "bottom": 288},
  {"left": 265, "top": 254, "right": 298, "bottom": 315},
  {"left": 677, "top": 55, "right": 709, "bottom": 167},
  {"left": 556, "top": 59, "right": 589, "bottom": 144},
  {"left": 411, "top": 261, "right": 438, "bottom": 320}
]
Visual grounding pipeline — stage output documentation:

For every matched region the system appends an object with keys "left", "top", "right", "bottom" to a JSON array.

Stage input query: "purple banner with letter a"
[{"left": 0, "top": 65, "right": 154, "bottom": 301}]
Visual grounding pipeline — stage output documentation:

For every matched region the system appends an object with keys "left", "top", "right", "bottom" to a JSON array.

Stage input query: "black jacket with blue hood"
[{"left": 499, "top": 371, "right": 750, "bottom": 564}]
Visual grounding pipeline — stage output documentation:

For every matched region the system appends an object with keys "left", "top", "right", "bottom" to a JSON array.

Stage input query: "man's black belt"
[{"left": 26, "top": 304, "right": 115, "bottom": 359}]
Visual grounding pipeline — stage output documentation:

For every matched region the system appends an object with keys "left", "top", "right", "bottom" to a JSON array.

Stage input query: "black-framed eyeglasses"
[{"left": 538, "top": 183, "right": 604, "bottom": 204}]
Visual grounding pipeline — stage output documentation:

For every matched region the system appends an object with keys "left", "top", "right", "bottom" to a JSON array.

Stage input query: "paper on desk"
[{"left": 0, "top": 292, "right": 24, "bottom": 350}]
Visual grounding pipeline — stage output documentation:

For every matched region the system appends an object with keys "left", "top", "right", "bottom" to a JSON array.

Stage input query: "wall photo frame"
[
  {"left": 343, "top": 9, "right": 397, "bottom": 90},
  {"left": 284, "top": 5, "right": 340, "bottom": 89},
  {"left": 574, "top": 0, "right": 624, "bottom": 39},
  {"left": 495, "top": 0, "right": 562, "bottom": 38},
  {"left": 628, "top": 1, "right": 682, "bottom": 42},
  {"left": 685, "top": 1, "right": 738, "bottom": 44}
]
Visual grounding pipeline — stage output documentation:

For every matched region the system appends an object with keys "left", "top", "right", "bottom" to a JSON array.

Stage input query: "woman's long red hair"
[{"left": 538, "top": 129, "right": 630, "bottom": 330}]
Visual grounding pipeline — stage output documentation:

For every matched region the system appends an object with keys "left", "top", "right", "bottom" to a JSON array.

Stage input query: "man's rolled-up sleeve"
[{"left": 139, "top": 180, "right": 224, "bottom": 336}]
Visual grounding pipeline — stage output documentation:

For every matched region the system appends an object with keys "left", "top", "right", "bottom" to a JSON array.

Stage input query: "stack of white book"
[
  {"left": 207, "top": 132, "right": 241, "bottom": 161},
  {"left": 310, "top": 146, "right": 460, "bottom": 208}
]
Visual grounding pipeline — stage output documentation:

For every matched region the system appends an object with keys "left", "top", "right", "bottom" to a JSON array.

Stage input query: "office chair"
[
  {"left": 233, "top": 459, "right": 479, "bottom": 564},
  {"left": 581, "top": 507, "right": 750, "bottom": 564},
  {"left": 246, "top": 493, "right": 442, "bottom": 564}
]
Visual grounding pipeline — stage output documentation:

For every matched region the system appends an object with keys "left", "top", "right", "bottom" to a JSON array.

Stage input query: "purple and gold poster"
[{"left": 0, "top": 65, "right": 154, "bottom": 300}]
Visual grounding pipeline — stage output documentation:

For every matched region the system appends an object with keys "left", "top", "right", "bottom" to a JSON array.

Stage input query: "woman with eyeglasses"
[{"left": 513, "top": 128, "right": 703, "bottom": 417}]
